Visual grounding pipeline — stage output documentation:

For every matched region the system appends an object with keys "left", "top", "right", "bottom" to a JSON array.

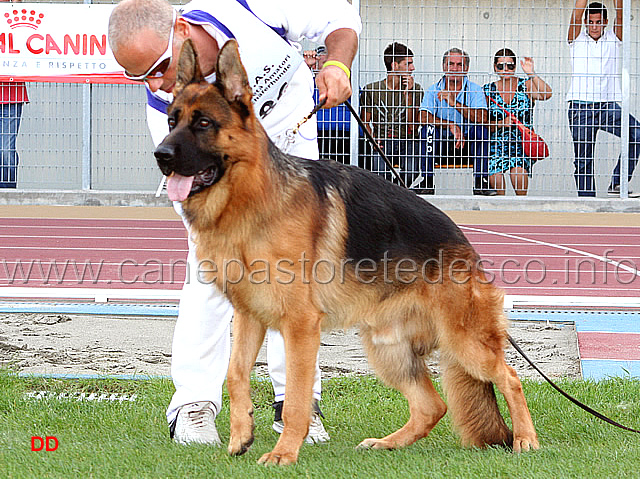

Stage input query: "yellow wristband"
[{"left": 322, "top": 60, "right": 351, "bottom": 79}]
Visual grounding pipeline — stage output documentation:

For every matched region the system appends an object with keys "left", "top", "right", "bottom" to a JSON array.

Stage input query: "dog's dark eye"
[
  {"left": 168, "top": 118, "right": 176, "bottom": 130},
  {"left": 198, "top": 118, "right": 212, "bottom": 128}
]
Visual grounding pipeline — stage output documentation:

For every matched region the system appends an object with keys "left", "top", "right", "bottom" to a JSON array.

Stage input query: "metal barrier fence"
[{"left": 4, "top": 0, "right": 639, "bottom": 198}]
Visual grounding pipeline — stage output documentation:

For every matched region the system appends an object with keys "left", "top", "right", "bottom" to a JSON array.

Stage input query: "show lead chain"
[{"left": 288, "top": 98, "right": 327, "bottom": 138}]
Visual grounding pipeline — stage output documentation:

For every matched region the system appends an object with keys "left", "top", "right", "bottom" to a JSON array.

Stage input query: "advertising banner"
[{"left": 0, "top": 3, "right": 130, "bottom": 83}]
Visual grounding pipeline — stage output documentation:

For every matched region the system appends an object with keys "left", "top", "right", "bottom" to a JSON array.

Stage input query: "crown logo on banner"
[{"left": 5, "top": 8, "right": 45, "bottom": 29}]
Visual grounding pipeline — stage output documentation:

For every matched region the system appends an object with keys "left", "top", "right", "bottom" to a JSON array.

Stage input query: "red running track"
[
  {"left": 0, "top": 217, "right": 187, "bottom": 290},
  {"left": 578, "top": 332, "right": 640, "bottom": 360},
  {"left": 461, "top": 224, "right": 640, "bottom": 297},
  {"left": 1, "top": 217, "right": 639, "bottom": 297}
]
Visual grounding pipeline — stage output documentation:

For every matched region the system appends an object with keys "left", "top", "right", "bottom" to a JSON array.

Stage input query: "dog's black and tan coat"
[{"left": 154, "top": 39, "right": 539, "bottom": 465}]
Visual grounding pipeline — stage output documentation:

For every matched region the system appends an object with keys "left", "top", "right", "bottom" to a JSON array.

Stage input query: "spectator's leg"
[
  {"left": 510, "top": 167, "right": 529, "bottom": 195},
  {"left": 389, "top": 139, "right": 402, "bottom": 185},
  {"left": 629, "top": 114, "right": 640, "bottom": 180},
  {"left": 339, "top": 129, "right": 351, "bottom": 165},
  {"left": 371, "top": 146, "right": 386, "bottom": 179},
  {"left": 358, "top": 136, "right": 370, "bottom": 170},
  {"left": 0, "top": 102, "right": 21, "bottom": 188},
  {"left": 606, "top": 103, "right": 640, "bottom": 186},
  {"left": 568, "top": 102, "right": 597, "bottom": 197},
  {"left": 323, "top": 127, "right": 349, "bottom": 165},
  {"left": 0, "top": 104, "right": 9, "bottom": 186},
  {"left": 407, "top": 138, "right": 424, "bottom": 189},
  {"left": 489, "top": 172, "right": 506, "bottom": 195},
  {"left": 419, "top": 125, "right": 436, "bottom": 190},
  {"left": 468, "top": 125, "right": 492, "bottom": 192},
  {"left": 400, "top": 138, "right": 422, "bottom": 189},
  {"left": 371, "top": 139, "right": 394, "bottom": 182},
  {"left": 317, "top": 129, "right": 329, "bottom": 160},
  {"left": 329, "top": 129, "right": 338, "bottom": 163},
  {"left": 398, "top": 138, "right": 408, "bottom": 187},
  {"left": 603, "top": 102, "right": 624, "bottom": 188}
]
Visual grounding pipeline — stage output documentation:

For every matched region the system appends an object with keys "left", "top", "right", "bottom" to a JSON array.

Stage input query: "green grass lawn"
[{"left": 1, "top": 370, "right": 639, "bottom": 478}]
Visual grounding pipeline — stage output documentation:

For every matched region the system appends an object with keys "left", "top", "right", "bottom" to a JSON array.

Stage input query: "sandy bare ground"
[{"left": 0, "top": 313, "right": 580, "bottom": 380}]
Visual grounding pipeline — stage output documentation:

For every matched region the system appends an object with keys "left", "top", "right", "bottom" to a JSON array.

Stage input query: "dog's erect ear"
[
  {"left": 215, "top": 39, "right": 252, "bottom": 109},
  {"left": 174, "top": 39, "right": 205, "bottom": 97}
]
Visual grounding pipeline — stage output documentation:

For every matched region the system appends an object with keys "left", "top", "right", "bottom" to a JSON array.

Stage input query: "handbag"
[{"left": 488, "top": 96, "right": 549, "bottom": 160}]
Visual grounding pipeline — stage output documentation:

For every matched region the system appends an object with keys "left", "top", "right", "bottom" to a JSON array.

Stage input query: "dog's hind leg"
[
  {"left": 439, "top": 282, "right": 538, "bottom": 452},
  {"left": 487, "top": 362, "right": 538, "bottom": 452},
  {"left": 356, "top": 330, "right": 447, "bottom": 450},
  {"left": 258, "top": 310, "right": 322, "bottom": 465},
  {"left": 227, "top": 310, "right": 266, "bottom": 457}
]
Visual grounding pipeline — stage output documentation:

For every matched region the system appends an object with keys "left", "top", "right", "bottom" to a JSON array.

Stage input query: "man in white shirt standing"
[
  {"left": 567, "top": 0, "right": 640, "bottom": 197},
  {"left": 108, "top": 0, "right": 360, "bottom": 446}
]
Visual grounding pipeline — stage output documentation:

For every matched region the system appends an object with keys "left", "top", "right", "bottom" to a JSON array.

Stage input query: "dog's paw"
[
  {"left": 257, "top": 450, "right": 298, "bottom": 466},
  {"left": 513, "top": 434, "right": 539, "bottom": 453},
  {"left": 228, "top": 434, "right": 254, "bottom": 456},
  {"left": 356, "top": 438, "right": 395, "bottom": 450}
]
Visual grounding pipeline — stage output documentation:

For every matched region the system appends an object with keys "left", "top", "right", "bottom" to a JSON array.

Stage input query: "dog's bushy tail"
[
  {"left": 440, "top": 273, "right": 514, "bottom": 448},
  {"left": 442, "top": 363, "right": 513, "bottom": 448}
]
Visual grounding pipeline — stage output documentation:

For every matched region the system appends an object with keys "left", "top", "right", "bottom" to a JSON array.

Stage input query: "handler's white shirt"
[
  {"left": 146, "top": 0, "right": 362, "bottom": 146},
  {"left": 567, "top": 28, "right": 621, "bottom": 103}
]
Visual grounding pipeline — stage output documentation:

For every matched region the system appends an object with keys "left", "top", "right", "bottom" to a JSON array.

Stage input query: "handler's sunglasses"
[
  {"left": 496, "top": 62, "right": 516, "bottom": 71},
  {"left": 124, "top": 10, "right": 176, "bottom": 81}
]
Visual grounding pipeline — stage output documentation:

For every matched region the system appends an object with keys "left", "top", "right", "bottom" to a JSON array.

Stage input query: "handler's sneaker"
[
  {"left": 171, "top": 401, "right": 221, "bottom": 446},
  {"left": 272, "top": 400, "right": 330, "bottom": 444}
]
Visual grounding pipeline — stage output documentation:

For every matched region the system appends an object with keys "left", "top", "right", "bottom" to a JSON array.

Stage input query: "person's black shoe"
[
  {"left": 608, "top": 184, "right": 640, "bottom": 198},
  {"left": 473, "top": 177, "right": 497, "bottom": 196},
  {"left": 473, "top": 188, "right": 497, "bottom": 196},
  {"left": 412, "top": 188, "right": 435, "bottom": 195}
]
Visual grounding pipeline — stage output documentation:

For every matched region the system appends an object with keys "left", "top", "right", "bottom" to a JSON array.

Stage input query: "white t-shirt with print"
[{"left": 146, "top": 0, "right": 362, "bottom": 147}]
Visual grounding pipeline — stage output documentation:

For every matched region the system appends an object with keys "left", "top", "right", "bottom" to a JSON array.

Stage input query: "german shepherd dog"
[{"left": 154, "top": 39, "right": 539, "bottom": 465}]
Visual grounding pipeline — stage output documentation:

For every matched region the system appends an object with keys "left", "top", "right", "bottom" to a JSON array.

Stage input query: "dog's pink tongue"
[{"left": 166, "top": 173, "right": 195, "bottom": 202}]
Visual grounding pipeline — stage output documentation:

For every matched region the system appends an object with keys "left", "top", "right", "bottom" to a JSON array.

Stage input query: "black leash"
[
  {"left": 301, "top": 97, "right": 406, "bottom": 187},
  {"left": 343, "top": 100, "right": 408, "bottom": 189},
  {"left": 308, "top": 99, "right": 640, "bottom": 434},
  {"left": 508, "top": 335, "right": 640, "bottom": 434}
]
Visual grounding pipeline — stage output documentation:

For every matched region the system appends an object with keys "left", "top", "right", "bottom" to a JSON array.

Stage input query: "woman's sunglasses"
[
  {"left": 496, "top": 62, "right": 516, "bottom": 72},
  {"left": 124, "top": 10, "right": 176, "bottom": 81}
]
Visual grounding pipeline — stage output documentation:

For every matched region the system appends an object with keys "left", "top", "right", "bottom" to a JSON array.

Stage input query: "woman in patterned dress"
[{"left": 483, "top": 49, "right": 552, "bottom": 195}]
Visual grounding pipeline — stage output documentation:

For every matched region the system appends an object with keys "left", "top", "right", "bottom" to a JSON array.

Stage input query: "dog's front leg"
[
  {"left": 258, "top": 311, "right": 321, "bottom": 466},
  {"left": 227, "top": 310, "right": 266, "bottom": 456}
]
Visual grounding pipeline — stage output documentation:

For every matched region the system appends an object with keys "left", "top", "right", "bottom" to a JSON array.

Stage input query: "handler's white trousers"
[{"left": 167, "top": 120, "right": 322, "bottom": 423}]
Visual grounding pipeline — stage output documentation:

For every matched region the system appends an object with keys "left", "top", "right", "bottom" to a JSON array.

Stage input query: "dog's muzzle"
[
  {"left": 154, "top": 144, "right": 177, "bottom": 177},
  {"left": 154, "top": 142, "right": 222, "bottom": 201}
]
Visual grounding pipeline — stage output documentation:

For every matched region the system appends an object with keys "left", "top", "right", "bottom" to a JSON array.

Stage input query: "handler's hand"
[
  {"left": 315, "top": 65, "right": 352, "bottom": 109},
  {"left": 316, "top": 28, "right": 358, "bottom": 109}
]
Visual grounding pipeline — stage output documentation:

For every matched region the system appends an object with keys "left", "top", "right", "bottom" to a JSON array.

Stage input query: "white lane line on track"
[{"left": 460, "top": 225, "right": 640, "bottom": 277}]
